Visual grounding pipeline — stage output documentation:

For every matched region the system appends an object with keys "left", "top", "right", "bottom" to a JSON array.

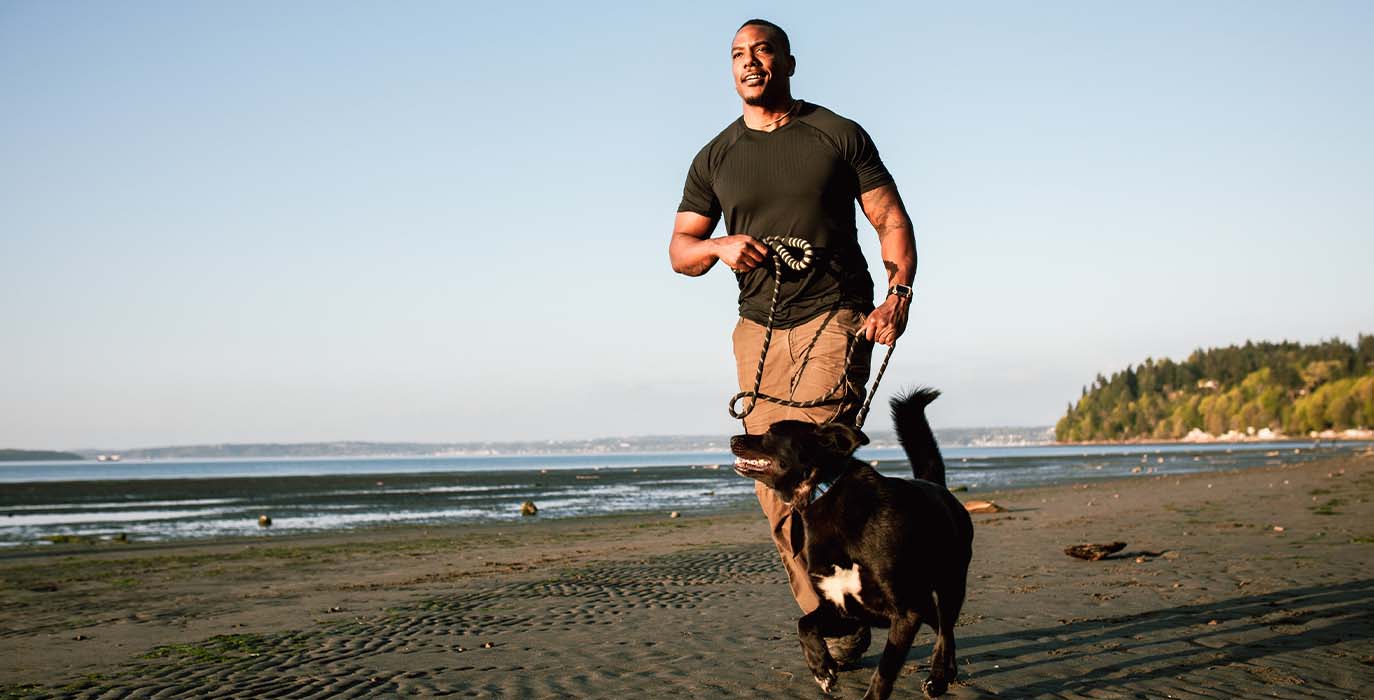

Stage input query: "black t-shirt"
[{"left": 678, "top": 101, "right": 894, "bottom": 327}]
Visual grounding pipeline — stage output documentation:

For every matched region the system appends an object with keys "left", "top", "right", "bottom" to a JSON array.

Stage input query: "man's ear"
[
  {"left": 787, "top": 55, "right": 796, "bottom": 77},
  {"left": 814, "top": 422, "right": 866, "bottom": 457}
]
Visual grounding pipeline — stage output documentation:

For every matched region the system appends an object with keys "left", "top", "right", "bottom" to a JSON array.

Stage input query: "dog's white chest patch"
[{"left": 815, "top": 563, "right": 863, "bottom": 612}]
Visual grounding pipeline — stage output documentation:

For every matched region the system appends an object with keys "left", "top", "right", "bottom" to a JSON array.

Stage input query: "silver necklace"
[{"left": 752, "top": 100, "right": 799, "bottom": 130}]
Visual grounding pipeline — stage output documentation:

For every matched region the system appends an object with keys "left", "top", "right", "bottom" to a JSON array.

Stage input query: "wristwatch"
[{"left": 887, "top": 283, "right": 913, "bottom": 300}]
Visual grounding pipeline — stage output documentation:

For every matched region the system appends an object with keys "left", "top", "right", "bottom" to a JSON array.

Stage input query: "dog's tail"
[{"left": 891, "top": 388, "right": 946, "bottom": 486}]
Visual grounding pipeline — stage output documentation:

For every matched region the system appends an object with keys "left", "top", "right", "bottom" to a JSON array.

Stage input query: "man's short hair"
[{"left": 738, "top": 18, "right": 791, "bottom": 57}]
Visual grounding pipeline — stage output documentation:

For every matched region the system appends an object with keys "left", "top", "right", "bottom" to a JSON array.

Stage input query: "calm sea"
[{"left": 2, "top": 440, "right": 1369, "bottom": 547}]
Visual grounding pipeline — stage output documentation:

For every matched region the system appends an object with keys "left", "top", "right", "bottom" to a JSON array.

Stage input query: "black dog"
[{"left": 731, "top": 389, "right": 973, "bottom": 699}]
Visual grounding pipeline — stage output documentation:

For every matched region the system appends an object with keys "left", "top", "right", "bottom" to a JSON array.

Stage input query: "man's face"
[{"left": 731, "top": 25, "right": 793, "bottom": 106}]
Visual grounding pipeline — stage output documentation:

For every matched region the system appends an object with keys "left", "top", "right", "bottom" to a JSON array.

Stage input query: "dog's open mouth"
[
  {"left": 730, "top": 435, "right": 774, "bottom": 477},
  {"left": 732, "top": 455, "right": 773, "bottom": 475}
]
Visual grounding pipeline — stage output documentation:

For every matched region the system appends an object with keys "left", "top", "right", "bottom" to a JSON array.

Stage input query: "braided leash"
[{"left": 728, "top": 236, "right": 896, "bottom": 430}]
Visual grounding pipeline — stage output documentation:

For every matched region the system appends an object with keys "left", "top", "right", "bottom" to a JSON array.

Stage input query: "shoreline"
[
  {"left": 1055, "top": 434, "right": 1374, "bottom": 448},
  {"left": 3, "top": 451, "right": 1372, "bottom": 697},
  {"left": 5, "top": 440, "right": 1374, "bottom": 551},
  {"left": 10, "top": 431, "right": 1368, "bottom": 465},
  {"left": 5, "top": 439, "right": 1372, "bottom": 551},
  {"left": 0, "top": 501, "right": 760, "bottom": 562},
  {"left": 0, "top": 459, "right": 1217, "bottom": 559}
]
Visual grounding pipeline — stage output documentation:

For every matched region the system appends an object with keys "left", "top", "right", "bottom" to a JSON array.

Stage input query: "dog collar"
[{"left": 808, "top": 472, "right": 846, "bottom": 506}]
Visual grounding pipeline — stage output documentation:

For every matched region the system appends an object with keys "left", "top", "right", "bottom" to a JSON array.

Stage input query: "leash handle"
[{"left": 763, "top": 236, "right": 813, "bottom": 271}]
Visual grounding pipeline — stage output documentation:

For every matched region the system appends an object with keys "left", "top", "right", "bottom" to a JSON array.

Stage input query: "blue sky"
[{"left": 3, "top": 1, "right": 1371, "bottom": 448}]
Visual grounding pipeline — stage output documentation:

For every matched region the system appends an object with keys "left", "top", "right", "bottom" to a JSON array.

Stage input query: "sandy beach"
[{"left": 3, "top": 452, "right": 1372, "bottom": 699}]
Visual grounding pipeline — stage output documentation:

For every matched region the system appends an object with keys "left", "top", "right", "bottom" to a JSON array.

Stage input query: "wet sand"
[{"left": 3, "top": 452, "right": 1372, "bottom": 698}]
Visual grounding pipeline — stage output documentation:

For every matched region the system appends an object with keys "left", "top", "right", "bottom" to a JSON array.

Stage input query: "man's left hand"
[{"left": 861, "top": 294, "right": 910, "bottom": 346}]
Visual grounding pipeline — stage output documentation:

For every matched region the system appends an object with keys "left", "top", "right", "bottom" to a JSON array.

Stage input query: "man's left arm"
[{"left": 858, "top": 183, "right": 916, "bottom": 346}]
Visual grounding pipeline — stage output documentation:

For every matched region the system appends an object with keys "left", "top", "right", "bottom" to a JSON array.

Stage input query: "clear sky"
[{"left": 3, "top": 1, "right": 1371, "bottom": 449}]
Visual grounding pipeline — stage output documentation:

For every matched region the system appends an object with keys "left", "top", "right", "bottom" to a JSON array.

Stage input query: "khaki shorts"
[{"left": 731, "top": 308, "right": 873, "bottom": 612}]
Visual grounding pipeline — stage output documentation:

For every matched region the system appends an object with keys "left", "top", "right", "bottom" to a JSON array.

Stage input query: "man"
[{"left": 668, "top": 19, "right": 918, "bottom": 665}]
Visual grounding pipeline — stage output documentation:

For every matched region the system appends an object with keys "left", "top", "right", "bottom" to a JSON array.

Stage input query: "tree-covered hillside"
[{"left": 1056, "top": 336, "right": 1374, "bottom": 442}]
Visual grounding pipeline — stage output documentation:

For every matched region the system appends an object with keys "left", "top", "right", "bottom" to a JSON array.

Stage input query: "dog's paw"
[
  {"left": 922, "top": 676, "right": 948, "bottom": 698},
  {"left": 814, "top": 669, "right": 838, "bottom": 694}
]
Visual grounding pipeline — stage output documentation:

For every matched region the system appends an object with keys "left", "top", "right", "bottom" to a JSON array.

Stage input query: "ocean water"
[{"left": 1, "top": 440, "right": 1369, "bottom": 547}]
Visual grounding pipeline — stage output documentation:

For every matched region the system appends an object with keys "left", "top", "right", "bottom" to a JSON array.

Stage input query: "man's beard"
[{"left": 742, "top": 88, "right": 787, "bottom": 108}]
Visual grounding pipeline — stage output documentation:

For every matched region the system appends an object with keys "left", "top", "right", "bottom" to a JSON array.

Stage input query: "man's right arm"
[{"left": 669, "top": 212, "right": 769, "bottom": 277}]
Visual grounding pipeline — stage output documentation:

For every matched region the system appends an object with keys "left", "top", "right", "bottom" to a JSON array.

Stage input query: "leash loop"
[{"left": 727, "top": 236, "right": 894, "bottom": 430}]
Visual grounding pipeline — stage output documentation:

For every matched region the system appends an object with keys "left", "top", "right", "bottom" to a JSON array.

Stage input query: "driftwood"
[
  {"left": 963, "top": 500, "right": 1006, "bottom": 514},
  {"left": 1065, "top": 542, "right": 1127, "bottom": 561}
]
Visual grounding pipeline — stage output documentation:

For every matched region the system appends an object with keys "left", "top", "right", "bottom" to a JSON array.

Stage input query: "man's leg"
[
  {"left": 733, "top": 309, "right": 873, "bottom": 431},
  {"left": 732, "top": 310, "right": 874, "bottom": 615},
  {"left": 784, "top": 309, "right": 872, "bottom": 428},
  {"left": 733, "top": 316, "right": 820, "bottom": 611}
]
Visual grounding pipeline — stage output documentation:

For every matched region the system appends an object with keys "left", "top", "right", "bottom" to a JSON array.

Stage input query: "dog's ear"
[{"left": 814, "top": 423, "right": 867, "bottom": 458}]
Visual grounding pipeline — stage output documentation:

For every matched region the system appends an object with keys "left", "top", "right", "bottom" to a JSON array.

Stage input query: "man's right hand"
[
  {"left": 714, "top": 235, "right": 770, "bottom": 273},
  {"left": 670, "top": 212, "right": 770, "bottom": 277}
]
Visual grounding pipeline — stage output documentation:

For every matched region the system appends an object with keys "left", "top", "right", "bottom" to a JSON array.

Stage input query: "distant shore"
[
  {"left": 0, "top": 449, "right": 83, "bottom": 462},
  {"left": 37, "top": 427, "right": 1056, "bottom": 461},
  {"left": 1057, "top": 428, "right": 1374, "bottom": 448}
]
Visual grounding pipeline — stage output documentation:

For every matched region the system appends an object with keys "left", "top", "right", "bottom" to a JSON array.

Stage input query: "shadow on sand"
[{"left": 943, "top": 578, "right": 1374, "bottom": 696}]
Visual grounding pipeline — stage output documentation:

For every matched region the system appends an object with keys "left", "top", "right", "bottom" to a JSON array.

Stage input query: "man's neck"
[{"left": 742, "top": 96, "right": 798, "bottom": 132}]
